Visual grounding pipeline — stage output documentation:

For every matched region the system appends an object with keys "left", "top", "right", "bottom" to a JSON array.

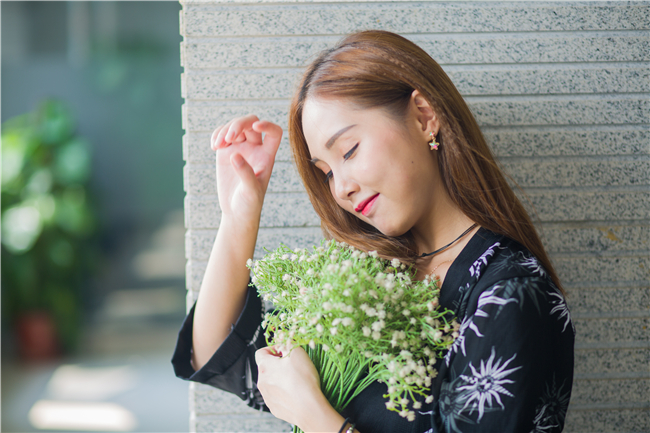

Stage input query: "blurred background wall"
[
  {"left": 2, "top": 2, "right": 190, "bottom": 432},
  {"left": 180, "top": 1, "right": 649, "bottom": 432}
]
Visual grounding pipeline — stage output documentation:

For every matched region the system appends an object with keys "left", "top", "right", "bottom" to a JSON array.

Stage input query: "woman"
[{"left": 173, "top": 30, "right": 574, "bottom": 432}]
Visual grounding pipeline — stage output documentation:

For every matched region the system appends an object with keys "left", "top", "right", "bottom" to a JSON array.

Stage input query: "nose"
[{"left": 333, "top": 171, "right": 358, "bottom": 201}]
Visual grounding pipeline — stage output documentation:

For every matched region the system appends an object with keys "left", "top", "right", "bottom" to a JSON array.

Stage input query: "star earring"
[{"left": 428, "top": 132, "right": 440, "bottom": 150}]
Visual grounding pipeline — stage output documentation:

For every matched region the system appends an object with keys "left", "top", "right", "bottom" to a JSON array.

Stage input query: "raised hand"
[{"left": 210, "top": 115, "right": 282, "bottom": 222}]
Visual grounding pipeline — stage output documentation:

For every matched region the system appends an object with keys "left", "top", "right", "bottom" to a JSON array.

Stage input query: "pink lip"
[{"left": 356, "top": 194, "right": 379, "bottom": 216}]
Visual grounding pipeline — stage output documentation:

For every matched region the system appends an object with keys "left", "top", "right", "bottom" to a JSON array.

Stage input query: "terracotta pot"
[{"left": 15, "top": 311, "right": 60, "bottom": 361}]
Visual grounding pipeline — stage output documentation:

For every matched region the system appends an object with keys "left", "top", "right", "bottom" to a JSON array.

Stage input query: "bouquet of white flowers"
[{"left": 248, "top": 240, "right": 458, "bottom": 431}]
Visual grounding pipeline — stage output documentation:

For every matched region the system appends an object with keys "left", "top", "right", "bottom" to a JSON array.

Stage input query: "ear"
[{"left": 410, "top": 90, "right": 439, "bottom": 137}]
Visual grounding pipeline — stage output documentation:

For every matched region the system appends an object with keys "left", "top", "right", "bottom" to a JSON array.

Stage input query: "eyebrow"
[{"left": 309, "top": 124, "right": 357, "bottom": 165}]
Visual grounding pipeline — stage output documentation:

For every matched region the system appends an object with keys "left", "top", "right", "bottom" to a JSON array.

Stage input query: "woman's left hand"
[{"left": 255, "top": 346, "right": 343, "bottom": 431}]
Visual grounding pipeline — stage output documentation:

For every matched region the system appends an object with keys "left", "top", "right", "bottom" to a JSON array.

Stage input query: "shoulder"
[{"left": 458, "top": 230, "right": 570, "bottom": 327}]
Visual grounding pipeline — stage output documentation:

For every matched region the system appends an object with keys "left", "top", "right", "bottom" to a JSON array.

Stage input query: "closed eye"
[
  {"left": 322, "top": 143, "right": 357, "bottom": 184},
  {"left": 344, "top": 143, "right": 359, "bottom": 160}
]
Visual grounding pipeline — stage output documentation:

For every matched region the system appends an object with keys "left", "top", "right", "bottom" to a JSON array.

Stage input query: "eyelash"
[{"left": 324, "top": 143, "right": 358, "bottom": 183}]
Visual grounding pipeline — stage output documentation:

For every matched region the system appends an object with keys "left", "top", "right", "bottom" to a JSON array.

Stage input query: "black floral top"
[{"left": 172, "top": 228, "right": 575, "bottom": 432}]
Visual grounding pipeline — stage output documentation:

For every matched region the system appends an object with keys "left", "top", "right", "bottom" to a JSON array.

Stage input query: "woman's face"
[{"left": 302, "top": 96, "right": 441, "bottom": 237}]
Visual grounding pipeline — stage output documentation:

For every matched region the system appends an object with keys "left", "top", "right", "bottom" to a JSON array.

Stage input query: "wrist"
[
  {"left": 219, "top": 214, "right": 260, "bottom": 235},
  {"left": 296, "top": 392, "right": 345, "bottom": 433}
]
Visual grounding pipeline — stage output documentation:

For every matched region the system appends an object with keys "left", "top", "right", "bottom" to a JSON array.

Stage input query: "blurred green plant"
[{"left": 2, "top": 99, "right": 100, "bottom": 355}]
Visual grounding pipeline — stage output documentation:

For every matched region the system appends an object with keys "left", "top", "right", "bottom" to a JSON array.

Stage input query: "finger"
[
  {"left": 230, "top": 152, "right": 258, "bottom": 189},
  {"left": 213, "top": 120, "right": 235, "bottom": 150},
  {"left": 255, "top": 346, "right": 280, "bottom": 365},
  {"left": 252, "top": 120, "right": 283, "bottom": 156},
  {"left": 211, "top": 125, "right": 225, "bottom": 150},
  {"left": 225, "top": 114, "right": 260, "bottom": 144}
]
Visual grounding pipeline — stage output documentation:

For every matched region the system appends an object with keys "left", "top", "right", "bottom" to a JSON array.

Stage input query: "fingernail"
[{"left": 232, "top": 154, "right": 244, "bottom": 168}]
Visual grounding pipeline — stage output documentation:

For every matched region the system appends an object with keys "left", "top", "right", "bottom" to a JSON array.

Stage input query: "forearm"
[
  {"left": 191, "top": 215, "right": 260, "bottom": 369},
  {"left": 297, "top": 391, "right": 360, "bottom": 433}
]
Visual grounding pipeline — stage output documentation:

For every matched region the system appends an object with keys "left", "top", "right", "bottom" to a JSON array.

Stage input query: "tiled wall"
[{"left": 180, "top": 1, "right": 650, "bottom": 431}]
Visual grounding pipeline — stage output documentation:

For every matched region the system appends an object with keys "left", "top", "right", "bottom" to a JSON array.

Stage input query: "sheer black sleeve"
[{"left": 171, "top": 284, "right": 269, "bottom": 411}]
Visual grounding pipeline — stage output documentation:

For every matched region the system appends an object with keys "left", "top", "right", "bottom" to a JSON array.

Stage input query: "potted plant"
[{"left": 2, "top": 99, "right": 99, "bottom": 360}]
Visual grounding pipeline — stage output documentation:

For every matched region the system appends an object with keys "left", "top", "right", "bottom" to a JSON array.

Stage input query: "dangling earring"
[{"left": 428, "top": 131, "right": 439, "bottom": 150}]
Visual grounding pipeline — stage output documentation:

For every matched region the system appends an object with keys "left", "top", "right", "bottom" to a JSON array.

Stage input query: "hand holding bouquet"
[{"left": 248, "top": 240, "right": 458, "bottom": 429}]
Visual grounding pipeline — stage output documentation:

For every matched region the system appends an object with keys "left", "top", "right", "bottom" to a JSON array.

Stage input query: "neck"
[{"left": 411, "top": 182, "right": 476, "bottom": 257}]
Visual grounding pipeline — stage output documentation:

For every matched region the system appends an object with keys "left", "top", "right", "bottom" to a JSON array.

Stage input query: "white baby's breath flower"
[
  {"left": 385, "top": 401, "right": 396, "bottom": 410},
  {"left": 372, "top": 320, "right": 385, "bottom": 332},
  {"left": 407, "top": 411, "right": 415, "bottom": 422},
  {"left": 309, "top": 340, "right": 316, "bottom": 349},
  {"left": 362, "top": 327, "right": 371, "bottom": 337},
  {"left": 369, "top": 251, "right": 378, "bottom": 258},
  {"left": 342, "top": 317, "right": 353, "bottom": 327},
  {"left": 246, "top": 259, "right": 253, "bottom": 267},
  {"left": 323, "top": 302, "right": 332, "bottom": 311},
  {"left": 372, "top": 331, "right": 381, "bottom": 340},
  {"left": 425, "top": 396, "right": 434, "bottom": 404},
  {"left": 322, "top": 344, "right": 329, "bottom": 351},
  {"left": 335, "top": 344, "right": 343, "bottom": 353},
  {"left": 413, "top": 401, "right": 422, "bottom": 409},
  {"left": 316, "top": 324, "right": 324, "bottom": 333},
  {"left": 330, "top": 328, "right": 338, "bottom": 336},
  {"left": 391, "top": 258, "right": 401, "bottom": 268}
]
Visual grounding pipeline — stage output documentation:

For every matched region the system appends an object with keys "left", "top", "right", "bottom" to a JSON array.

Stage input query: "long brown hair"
[{"left": 288, "top": 30, "right": 563, "bottom": 293}]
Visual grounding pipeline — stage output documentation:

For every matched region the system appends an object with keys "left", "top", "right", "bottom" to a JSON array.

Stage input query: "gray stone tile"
[
  {"left": 259, "top": 193, "right": 320, "bottom": 228},
  {"left": 571, "top": 378, "right": 649, "bottom": 405},
  {"left": 567, "top": 287, "right": 650, "bottom": 315},
  {"left": 573, "top": 316, "right": 648, "bottom": 345},
  {"left": 183, "top": 33, "right": 649, "bottom": 69},
  {"left": 565, "top": 408, "right": 650, "bottom": 433},
  {"left": 186, "top": 260, "right": 207, "bottom": 292},
  {"left": 254, "top": 226, "right": 324, "bottom": 259},
  {"left": 185, "top": 229, "right": 218, "bottom": 261},
  {"left": 195, "top": 414, "right": 290, "bottom": 432},
  {"left": 469, "top": 96, "right": 649, "bottom": 127},
  {"left": 524, "top": 190, "right": 650, "bottom": 221},
  {"left": 574, "top": 347, "right": 650, "bottom": 376},
  {"left": 500, "top": 157, "right": 650, "bottom": 188},
  {"left": 540, "top": 224, "right": 650, "bottom": 254},
  {"left": 184, "top": 102, "right": 288, "bottom": 133},
  {"left": 193, "top": 385, "right": 263, "bottom": 415},
  {"left": 184, "top": 65, "right": 649, "bottom": 100},
  {"left": 553, "top": 255, "right": 650, "bottom": 284},
  {"left": 185, "top": 194, "right": 221, "bottom": 229},
  {"left": 486, "top": 127, "right": 650, "bottom": 157},
  {"left": 184, "top": 3, "right": 649, "bottom": 36}
]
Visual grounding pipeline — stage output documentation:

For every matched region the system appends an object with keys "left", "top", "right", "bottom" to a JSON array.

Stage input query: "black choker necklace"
[{"left": 419, "top": 223, "right": 478, "bottom": 258}]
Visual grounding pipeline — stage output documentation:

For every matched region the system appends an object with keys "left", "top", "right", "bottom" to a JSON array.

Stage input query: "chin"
[{"left": 374, "top": 221, "right": 410, "bottom": 238}]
